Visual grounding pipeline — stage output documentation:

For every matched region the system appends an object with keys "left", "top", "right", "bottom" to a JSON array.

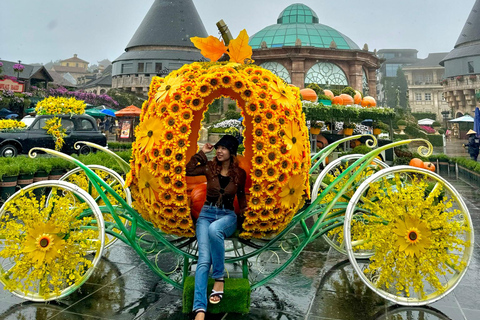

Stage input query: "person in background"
[
  {"left": 104, "top": 117, "right": 111, "bottom": 133},
  {"left": 463, "top": 129, "right": 479, "bottom": 161},
  {"left": 186, "top": 135, "right": 247, "bottom": 320}
]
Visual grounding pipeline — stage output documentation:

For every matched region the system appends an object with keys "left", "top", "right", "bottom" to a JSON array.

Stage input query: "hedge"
[
  {"left": 302, "top": 104, "right": 395, "bottom": 123},
  {"left": 412, "top": 112, "right": 437, "bottom": 121}
]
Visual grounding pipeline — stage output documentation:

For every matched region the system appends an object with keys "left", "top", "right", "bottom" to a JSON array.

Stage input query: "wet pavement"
[{"left": 1, "top": 138, "right": 480, "bottom": 320}]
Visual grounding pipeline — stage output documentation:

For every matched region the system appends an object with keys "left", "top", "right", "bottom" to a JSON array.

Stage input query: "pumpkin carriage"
[{"left": 0, "top": 32, "right": 473, "bottom": 310}]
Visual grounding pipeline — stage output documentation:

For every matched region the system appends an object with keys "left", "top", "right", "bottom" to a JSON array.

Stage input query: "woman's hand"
[{"left": 202, "top": 143, "right": 214, "bottom": 154}]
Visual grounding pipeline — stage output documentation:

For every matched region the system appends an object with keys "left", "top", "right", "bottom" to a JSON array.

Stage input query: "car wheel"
[
  {"left": 0, "top": 144, "right": 18, "bottom": 157},
  {"left": 78, "top": 145, "right": 92, "bottom": 156}
]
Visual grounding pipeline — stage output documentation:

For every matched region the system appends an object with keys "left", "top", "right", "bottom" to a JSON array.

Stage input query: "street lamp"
[{"left": 441, "top": 110, "right": 450, "bottom": 128}]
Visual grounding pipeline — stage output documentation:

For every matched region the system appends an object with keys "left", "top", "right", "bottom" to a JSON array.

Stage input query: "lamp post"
[{"left": 441, "top": 110, "right": 450, "bottom": 129}]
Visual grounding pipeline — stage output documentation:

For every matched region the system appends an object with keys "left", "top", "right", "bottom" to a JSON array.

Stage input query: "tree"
[{"left": 383, "top": 67, "right": 408, "bottom": 109}]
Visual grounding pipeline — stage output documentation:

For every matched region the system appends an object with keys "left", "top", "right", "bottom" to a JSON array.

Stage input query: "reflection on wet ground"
[{"left": 1, "top": 174, "right": 480, "bottom": 319}]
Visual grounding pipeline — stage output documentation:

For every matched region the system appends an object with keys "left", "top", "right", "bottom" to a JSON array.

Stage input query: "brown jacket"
[{"left": 186, "top": 151, "right": 247, "bottom": 215}]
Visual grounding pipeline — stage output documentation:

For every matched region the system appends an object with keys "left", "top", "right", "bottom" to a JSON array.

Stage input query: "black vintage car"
[{"left": 0, "top": 114, "right": 107, "bottom": 157}]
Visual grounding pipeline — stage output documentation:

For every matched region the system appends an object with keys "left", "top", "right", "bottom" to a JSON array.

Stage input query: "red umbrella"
[{"left": 115, "top": 105, "right": 142, "bottom": 117}]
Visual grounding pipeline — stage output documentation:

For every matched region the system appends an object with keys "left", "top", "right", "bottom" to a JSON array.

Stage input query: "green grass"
[{"left": 182, "top": 276, "right": 251, "bottom": 314}]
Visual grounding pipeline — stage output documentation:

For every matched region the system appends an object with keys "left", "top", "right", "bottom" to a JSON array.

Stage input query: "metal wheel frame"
[
  {"left": 344, "top": 166, "right": 474, "bottom": 306},
  {"left": 0, "top": 180, "right": 105, "bottom": 302}
]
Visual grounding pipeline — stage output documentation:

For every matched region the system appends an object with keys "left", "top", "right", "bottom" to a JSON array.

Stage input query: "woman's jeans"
[{"left": 193, "top": 204, "right": 237, "bottom": 312}]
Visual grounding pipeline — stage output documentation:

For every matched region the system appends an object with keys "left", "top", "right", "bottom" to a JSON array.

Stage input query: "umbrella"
[
  {"left": 85, "top": 109, "right": 106, "bottom": 118},
  {"left": 25, "top": 107, "right": 36, "bottom": 114},
  {"left": 361, "top": 119, "right": 373, "bottom": 126},
  {"left": 238, "top": 117, "right": 244, "bottom": 121},
  {"left": 0, "top": 108, "right": 13, "bottom": 117},
  {"left": 448, "top": 114, "right": 474, "bottom": 123},
  {"left": 5, "top": 114, "right": 18, "bottom": 119},
  {"left": 115, "top": 105, "right": 142, "bottom": 117},
  {"left": 101, "top": 109, "right": 116, "bottom": 117},
  {"left": 417, "top": 118, "right": 435, "bottom": 126}
]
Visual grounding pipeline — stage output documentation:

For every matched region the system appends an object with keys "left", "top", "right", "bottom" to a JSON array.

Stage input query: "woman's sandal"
[{"left": 209, "top": 279, "right": 224, "bottom": 304}]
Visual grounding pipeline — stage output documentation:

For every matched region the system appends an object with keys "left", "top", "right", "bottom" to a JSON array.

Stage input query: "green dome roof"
[{"left": 249, "top": 3, "right": 359, "bottom": 50}]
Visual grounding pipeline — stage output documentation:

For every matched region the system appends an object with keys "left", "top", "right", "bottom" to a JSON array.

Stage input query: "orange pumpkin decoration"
[
  {"left": 409, "top": 158, "right": 424, "bottom": 168},
  {"left": 423, "top": 162, "right": 436, "bottom": 172},
  {"left": 353, "top": 91, "right": 362, "bottom": 104},
  {"left": 332, "top": 96, "right": 343, "bottom": 105},
  {"left": 339, "top": 94, "right": 354, "bottom": 106},
  {"left": 300, "top": 88, "right": 317, "bottom": 102},
  {"left": 361, "top": 96, "right": 377, "bottom": 108},
  {"left": 190, "top": 183, "right": 207, "bottom": 220},
  {"left": 324, "top": 89, "right": 334, "bottom": 100}
]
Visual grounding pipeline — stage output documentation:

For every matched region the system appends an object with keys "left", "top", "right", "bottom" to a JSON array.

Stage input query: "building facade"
[
  {"left": 50, "top": 54, "right": 89, "bottom": 83},
  {"left": 441, "top": 0, "right": 480, "bottom": 118},
  {"left": 111, "top": 0, "right": 207, "bottom": 95},
  {"left": 249, "top": 4, "right": 381, "bottom": 96},
  {"left": 403, "top": 53, "right": 449, "bottom": 120}
]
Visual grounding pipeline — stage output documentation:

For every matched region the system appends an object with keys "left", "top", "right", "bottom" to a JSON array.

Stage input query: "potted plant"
[
  {"left": 469, "top": 75, "right": 477, "bottom": 81},
  {"left": 17, "top": 156, "right": 37, "bottom": 188},
  {"left": 317, "top": 94, "right": 332, "bottom": 106},
  {"left": 456, "top": 75, "right": 464, "bottom": 82},
  {"left": 343, "top": 122, "right": 355, "bottom": 136},
  {"left": 310, "top": 120, "right": 323, "bottom": 135},
  {"left": 372, "top": 121, "right": 384, "bottom": 135},
  {"left": 33, "top": 157, "right": 53, "bottom": 183},
  {"left": 49, "top": 157, "right": 69, "bottom": 180},
  {"left": 0, "top": 158, "right": 20, "bottom": 201},
  {"left": 397, "top": 119, "right": 407, "bottom": 134}
]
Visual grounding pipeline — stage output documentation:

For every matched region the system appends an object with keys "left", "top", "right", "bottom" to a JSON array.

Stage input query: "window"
[
  {"left": 138, "top": 63, "right": 144, "bottom": 73},
  {"left": 145, "top": 62, "right": 152, "bottom": 73},
  {"left": 76, "top": 63, "right": 79, "bottom": 67},
  {"left": 385, "top": 64, "right": 402, "bottom": 77},
  {"left": 121, "top": 63, "right": 133, "bottom": 74},
  {"left": 441, "top": 92, "right": 445, "bottom": 101},
  {"left": 62, "top": 119, "right": 74, "bottom": 132},
  {"left": 425, "top": 93, "right": 431, "bottom": 101},
  {"left": 425, "top": 74, "right": 432, "bottom": 84},
  {"left": 78, "top": 119, "right": 94, "bottom": 131},
  {"left": 468, "top": 61, "right": 475, "bottom": 74},
  {"left": 155, "top": 63, "right": 163, "bottom": 74},
  {"left": 415, "top": 93, "right": 422, "bottom": 101}
]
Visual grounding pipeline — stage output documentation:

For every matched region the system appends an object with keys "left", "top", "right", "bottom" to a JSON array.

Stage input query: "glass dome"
[{"left": 249, "top": 3, "right": 359, "bottom": 50}]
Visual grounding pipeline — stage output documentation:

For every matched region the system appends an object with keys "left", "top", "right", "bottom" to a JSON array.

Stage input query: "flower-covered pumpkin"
[{"left": 126, "top": 30, "right": 311, "bottom": 238}]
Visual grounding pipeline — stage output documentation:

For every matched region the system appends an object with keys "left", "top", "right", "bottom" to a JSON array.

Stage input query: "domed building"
[
  {"left": 249, "top": 3, "right": 381, "bottom": 96},
  {"left": 111, "top": 0, "right": 207, "bottom": 95}
]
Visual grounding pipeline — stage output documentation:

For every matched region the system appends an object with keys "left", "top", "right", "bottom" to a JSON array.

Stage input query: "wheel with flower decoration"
[
  {"left": 311, "top": 154, "right": 388, "bottom": 257},
  {"left": 60, "top": 165, "right": 131, "bottom": 249},
  {"left": 0, "top": 180, "right": 105, "bottom": 301},
  {"left": 344, "top": 166, "right": 474, "bottom": 305}
]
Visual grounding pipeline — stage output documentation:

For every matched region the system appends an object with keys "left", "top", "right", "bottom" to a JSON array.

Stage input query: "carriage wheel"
[
  {"left": 311, "top": 154, "right": 388, "bottom": 257},
  {"left": 0, "top": 181, "right": 105, "bottom": 301},
  {"left": 60, "top": 165, "right": 131, "bottom": 249},
  {"left": 344, "top": 166, "right": 474, "bottom": 305}
]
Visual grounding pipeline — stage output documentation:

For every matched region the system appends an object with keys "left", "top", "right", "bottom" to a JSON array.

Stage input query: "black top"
[{"left": 206, "top": 174, "right": 232, "bottom": 209}]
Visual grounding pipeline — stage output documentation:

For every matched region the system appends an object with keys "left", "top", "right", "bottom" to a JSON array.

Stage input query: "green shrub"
[
  {"left": 208, "top": 127, "right": 227, "bottom": 133},
  {"left": 432, "top": 121, "right": 441, "bottom": 127},
  {"left": 426, "top": 134, "right": 443, "bottom": 147},
  {"left": 306, "top": 83, "right": 324, "bottom": 96},
  {"left": 0, "top": 158, "right": 20, "bottom": 180},
  {"left": 227, "top": 102, "right": 237, "bottom": 110},
  {"left": 16, "top": 156, "right": 37, "bottom": 175},
  {"left": 224, "top": 110, "right": 241, "bottom": 120},
  {"left": 341, "top": 86, "right": 356, "bottom": 98},
  {"left": 397, "top": 119, "right": 407, "bottom": 126},
  {"left": 35, "top": 157, "right": 53, "bottom": 174},
  {"left": 331, "top": 89, "right": 341, "bottom": 96}
]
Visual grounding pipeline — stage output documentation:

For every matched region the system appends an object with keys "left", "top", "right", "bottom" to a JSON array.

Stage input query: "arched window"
[
  {"left": 260, "top": 62, "right": 291, "bottom": 83},
  {"left": 362, "top": 69, "right": 369, "bottom": 95},
  {"left": 100, "top": 89, "right": 106, "bottom": 94},
  {"left": 305, "top": 62, "right": 347, "bottom": 89}
]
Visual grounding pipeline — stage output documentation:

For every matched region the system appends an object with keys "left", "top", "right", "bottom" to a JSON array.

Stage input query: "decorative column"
[{"left": 291, "top": 58, "right": 306, "bottom": 88}]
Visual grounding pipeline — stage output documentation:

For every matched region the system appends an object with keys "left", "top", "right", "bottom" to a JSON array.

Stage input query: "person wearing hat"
[
  {"left": 186, "top": 135, "right": 247, "bottom": 320},
  {"left": 464, "top": 129, "right": 479, "bottom": 160}
]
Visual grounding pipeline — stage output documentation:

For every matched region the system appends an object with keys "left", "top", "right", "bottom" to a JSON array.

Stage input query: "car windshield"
[{"left": 21, "top": 116, "right": 36, "bottom": 128}]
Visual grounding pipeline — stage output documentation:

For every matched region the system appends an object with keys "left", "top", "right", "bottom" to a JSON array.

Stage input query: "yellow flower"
[
  {"left": 394, "top": 215, "right": 432, "bottom": 258},
  {"left": 136, "top": 117, "right": 163, "bottom": 152},
  {"left": 23, "top": 221, "right": 65, "bottom": 265},
  {"left": 279, "top": 174, "right": 304, "bottom": 208},
  {"left": 138, "top": 166, "right": 161, "bottom": 203},
  {"left": 283, "top": 121, "right": 304, "bottom": 160},
  {"left": 269, "top": 80, "right": 295, "bottom": 107},
  {"left": 155, "top": 75, "right": 183, "bottom": 101}
]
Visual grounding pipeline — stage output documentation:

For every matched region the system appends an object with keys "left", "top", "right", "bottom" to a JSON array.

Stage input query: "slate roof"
[
  {"left": 403, "top": 53, "right": 448, "bottom": 69},
  {"left": 0, "top": 60, "right": 53, "bottom": 82},
  {"left": 61, "top": 55, "right": 89, "bottom": 64},
  {"left": 125, "top": 0, "right": 207, "bottom": 50},
  {"left": 114, "top": 50, "right": 204, "bottom": 63}
]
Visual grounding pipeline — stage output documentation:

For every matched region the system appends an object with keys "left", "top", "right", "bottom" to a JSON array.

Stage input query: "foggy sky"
[{"left": 0, "top": 0, "right": 475, "bottom": 65}]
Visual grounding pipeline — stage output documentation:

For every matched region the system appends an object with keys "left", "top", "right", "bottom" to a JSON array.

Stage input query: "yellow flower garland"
[
  {"left": 0, "top": 119, "right": 26, "bottom": 130},
  {"left": 126, "top": 61, "right": 311, "bottom": 238}
]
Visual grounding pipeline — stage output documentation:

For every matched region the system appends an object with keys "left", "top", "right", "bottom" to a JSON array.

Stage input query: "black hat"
[{"left": 214, "top": 135, "right": 239, "bottom": 156}]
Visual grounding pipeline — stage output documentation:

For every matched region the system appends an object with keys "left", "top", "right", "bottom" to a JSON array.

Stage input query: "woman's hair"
[{"left": 212, "top": 155, "right": 240, "bottom": 184}]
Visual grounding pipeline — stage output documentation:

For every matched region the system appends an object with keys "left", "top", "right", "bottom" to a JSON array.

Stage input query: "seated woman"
[{"left": 186, "top": 135, "right": 247, "bottom": 320}]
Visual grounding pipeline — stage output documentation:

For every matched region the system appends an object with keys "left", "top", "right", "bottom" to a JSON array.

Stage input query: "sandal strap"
[
  {"left": 209, "top": 290, "right": 224, "bottom": 298},
  {"left": 214, "top": 279, "right": 225, "bottom": 283}
]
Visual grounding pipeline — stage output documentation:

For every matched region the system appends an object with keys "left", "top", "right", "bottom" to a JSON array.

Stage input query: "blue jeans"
[{"left": 192, "top": 204, "right": 237, "bottom": 312}]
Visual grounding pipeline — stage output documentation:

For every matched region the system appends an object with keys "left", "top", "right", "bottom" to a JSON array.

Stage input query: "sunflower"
[
  {"left": 172, "top": 180, "right": 186, "bottom": 193},
  {"left": 179, "top": 218, "right": 191, "bottom": 229},
  {"left": 279, "top": 174, "right": 304, "bottom": 209},
  {"left": 162, "top": 207, "right": 175, "bottom": 219},
  {"left": 269, "top": 80, "right": 295, "bottom": 107},
  {"left": 258, "top": 221, "right": 272, "bottom": 232},
  {"left": 253, "top": 154, "right": 266, "bottom": 169},
  {"left": 249, "top": 197, "right": 263, "bottom": 210},
  {"left": 264, "top": 197, "right": 276, "bottom": 210},
  {"left": 138, "top": 166, "right": 161, "bottom": 204},
  {"left": 159, "top": 160, "right": 172, "bottom": 176},
  {"left": 265, "top": 166, "right": 278, "bottom": 182},
  {"left": 245, "top": 210, "right": 258, "bottom": 220},
  {"left": 22, "top": 221, "right": 65, "bottom": 266},
  {"left": 160, "top": 191, "right": 174, "bottom": 205},
  {"left": 283, "top": 120, "right": 304, "bottom": 160},
  {"left": 394, "top": 215, "right": 432, "bottom": 258},
  {"left": 250, "top": 183, "right": 263, "bottom": 198},
  {"left": 136, "top": 118, "right": 163, "bottom": 152},
  {"left": 155, "top": 75, "right": 183, "bottom": 101},
  {"left": 264, "top": 182, "right": 278, "bottom": 196},
  {"left": 159, "top": 175, "right": 172, "bottom": 189}
]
